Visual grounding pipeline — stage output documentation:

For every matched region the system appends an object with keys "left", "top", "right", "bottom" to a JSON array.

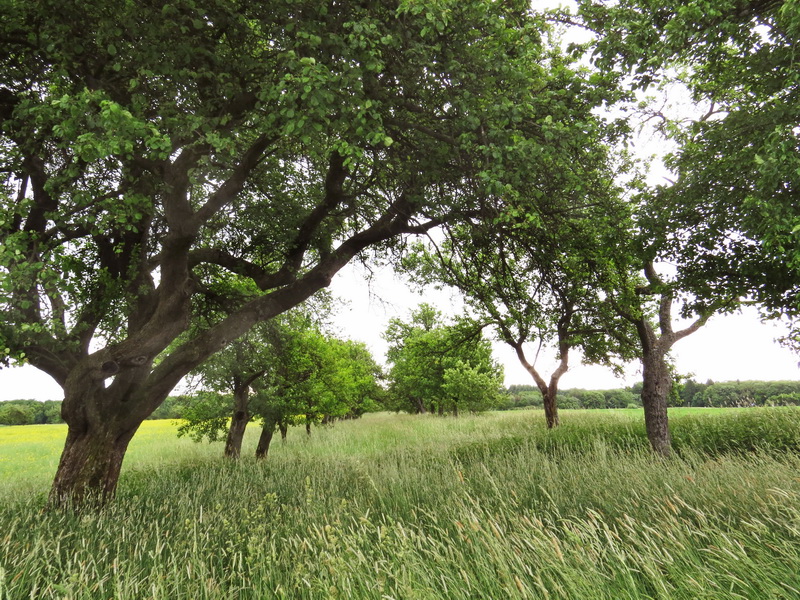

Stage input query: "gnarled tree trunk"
[
  {"left": 224, "top": 385, "right": 251, "bottom": 459},
  {"left": 50, "top": 422, "right": 139, "bottom": 507},
  {"left": 49, "top": 375, "right": 153, "bottom": 509},
  {"left": 625, "top": 267, "right": 710, "bottom": 457}
]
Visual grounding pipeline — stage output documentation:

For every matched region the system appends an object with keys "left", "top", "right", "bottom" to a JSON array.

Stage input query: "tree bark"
[
  {"left": 640, "top": 348, "right": 672, "bottom": 456},
  {"left": 279, "top": 422, "right": 288, "bottom": 442},
  {"left": 413, "top": 397, "right": 427, "bottom": 414},
  {"left": 542, "top": 390, "right": 560, "bottom": 429},
  {"left": 50, "top": 423, "right": 139, "bottom": 508},
  {"left": 255, "top": 416, "right": 277, "bottom": 459},
  {"left": 623, "top": 268, "right": 710, "bottom": 457},
  {"left": 512, "top": 342, "right": 567, "bottom": 429},
  {"left": 223, "top": 385, "right": 250, "bottom": 459}
]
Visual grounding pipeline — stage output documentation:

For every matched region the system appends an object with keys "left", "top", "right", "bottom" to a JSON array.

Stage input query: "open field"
[{"left": 2, "top": 408, "right": 800, "bottom": 599}]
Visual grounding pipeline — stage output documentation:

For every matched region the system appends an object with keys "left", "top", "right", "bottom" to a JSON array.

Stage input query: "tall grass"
[{"left": 1, "top": 408, "right": 799, "bottom": 599}]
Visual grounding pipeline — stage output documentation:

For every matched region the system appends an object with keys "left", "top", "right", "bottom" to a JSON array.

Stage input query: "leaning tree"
[{"left": 0, "top": 0, "right": 623, "bottom": 506}]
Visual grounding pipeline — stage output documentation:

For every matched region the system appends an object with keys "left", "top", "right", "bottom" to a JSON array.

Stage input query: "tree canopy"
[
  {"left": 1, "top": 0, "right": 623, "bottom": 505},
  {"left": 577, "top": 0, "right": 800, "bottom": 322},
  {"left": 384, "top": 304, "right": 504, "bottom": 415}
]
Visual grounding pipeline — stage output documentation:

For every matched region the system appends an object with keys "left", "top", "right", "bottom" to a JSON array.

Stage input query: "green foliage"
[
  {"left": 0, "top": 403, "right": 35, "bottom": 425},
  {"left": 147, "top": 395, "right": 190, "bottom": 420},
  {"left": 503, "top": 385, "right": 544, "bottom": 409},
  {"left": 178, "top": 312, "right": 385, "bottom": 446},
  {"left": 441, "top": 361, "right": 504, "bottom": 414},
  {"left": 699, "top": 380, "right": 800, "bottom": 408},
  {"left": 604, "top": 388, "right": 638, "bottom": 408},
  {"left": 577, "top": 0, "right": 800, "bottom": 324},
  {"left": 177, "top": 391, "right": 232, "bottom": 443},
  {"left": 384, "top": 304, "right": 503, "bottom": 415},
  {"left": 0, "top": 400, "right": 63, "bottom": 425}
]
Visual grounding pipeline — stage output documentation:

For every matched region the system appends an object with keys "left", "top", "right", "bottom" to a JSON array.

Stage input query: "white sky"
[{"left": 0, "top": 264, "right": 797, "bottom": 401}]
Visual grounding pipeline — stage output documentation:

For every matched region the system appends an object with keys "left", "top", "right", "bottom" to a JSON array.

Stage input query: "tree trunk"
[
  {"left": 255, "top": 417, "right": 277, "bottom": 459},
  {"left": 542, "top": 390, "right": 560, "bottom": 429},
  {"left": 641, "top": 350, "right": 672, "bottom": 457},
  {"left": 413, "top": 397, "right": 427, "bottom": 414},
  {"left": 453, "top": 403, "right": 459, "bottom": 418},
  {"left": 223, "top": 385, "right": 250, "bottom": 459},
  {"left": 512, "top": 341, "right": 566, "bottom": 430},
  {"left": 49, "top": 374, "right": 155, "bottom": 509},
  {"left": 305, "top": 421, "right": 312, "bottom": 436},
  {"left": 279, "top": 422, "right": 288, "bottom": 442},
  {"left": 49, "top": 421, "right": 139, "bottom": 508}
]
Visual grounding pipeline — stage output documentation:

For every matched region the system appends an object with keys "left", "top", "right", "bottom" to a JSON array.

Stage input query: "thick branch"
[
  {"left": 190, "top": 134, "right": 277, "bottom": 230},
  {"left": 188, "top": 248, "right": 292, "bottom": 291},
  {"left": 670, "top": 312, "right": 711, "bottom": 345},
  {"left": 512, "top": 342, "right": 548, "bottom": 396},
  {"left": 146, "top": 194, "right": 444, "bottom": 401}
]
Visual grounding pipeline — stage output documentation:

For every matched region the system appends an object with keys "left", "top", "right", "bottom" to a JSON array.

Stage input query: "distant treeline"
[
  {"left": 503, "top": 379, "right": 800, "bottom": 411},
  {"left": 0, "top": 395, "right": 192, "bottom": 426},
  {"left": 3, "top": 380, "right": 800, "bottom": 425}
]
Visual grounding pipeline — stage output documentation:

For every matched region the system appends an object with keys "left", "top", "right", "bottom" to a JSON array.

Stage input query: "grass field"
[{"left": 1, "top": 408, "right": 800, "bottom": 599}]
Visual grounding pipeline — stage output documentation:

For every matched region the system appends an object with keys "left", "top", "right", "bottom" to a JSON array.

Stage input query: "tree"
[
  {"left": 605, "top": 260, "right": 718, "bottom": 455},
  {"left": 179, "top": 315, "right": 384, "bottom": 459},
  {"left": 576, "top": 0, "right": 800, "bottom": 336},
  {"left": 604, "top": 389, "right": 637, "bottom": 408},
  {"left": 185, "top": 321, "right": 277, "bottom": 459},
  {"left": 0, "top": 403, "right": 35, "bottom": 425},
  {"left": 384, "top": 304, "right": 502, "bottom": 415},
  {"left": 574, "top": 0, "right": 800, "bottom": 455},
  {"left": 1, "top": 1, "right": 598, "bottom": 505},
  {"left": 441, "top": 361, "right": 504, "bottom": 415},
  {"left": 403, "top": 173, "right": 638, "bottom": 428}
]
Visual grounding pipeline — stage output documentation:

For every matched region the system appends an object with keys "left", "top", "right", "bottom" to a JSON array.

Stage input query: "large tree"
[
  {"left": 0, "top": 1, "right": 615, "bottom": 506},
  {"left": 569, "top": 0, "right": 800, "bottom": 454}
]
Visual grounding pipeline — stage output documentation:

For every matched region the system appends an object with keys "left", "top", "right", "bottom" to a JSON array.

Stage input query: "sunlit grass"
[{"left": 1, "top": 408, "right": 799, "bottom": 599}]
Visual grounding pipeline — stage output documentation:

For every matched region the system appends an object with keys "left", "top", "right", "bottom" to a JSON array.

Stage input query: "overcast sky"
[{"left": 327, "top": 264, "right": 800, "bottom": 391}]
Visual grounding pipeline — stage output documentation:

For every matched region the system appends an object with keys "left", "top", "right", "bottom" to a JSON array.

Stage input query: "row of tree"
[
  {"left": 8, "top": 375, "right": 799, "bottom": 427},
  {"left": 175, "top": 309, "right": 385, "bottom": 459},
  {"left": 1, "top": 1, "right": 798, "bottom": 506},
  {"left": 0, "top": 400, "right": 63, "bottom": 426},
  {"left": 679, "top": 379, "right": 800, "bottom": 408}
]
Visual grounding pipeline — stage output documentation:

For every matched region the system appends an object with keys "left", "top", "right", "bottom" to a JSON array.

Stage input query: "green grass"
[{"left": 1, "top": 408, "right": 800, "bottom": 599}]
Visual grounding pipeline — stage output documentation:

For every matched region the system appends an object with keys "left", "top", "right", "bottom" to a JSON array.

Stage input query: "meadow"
[{"left": 1, "top": 408, "right": 800, "bottom": 599}]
